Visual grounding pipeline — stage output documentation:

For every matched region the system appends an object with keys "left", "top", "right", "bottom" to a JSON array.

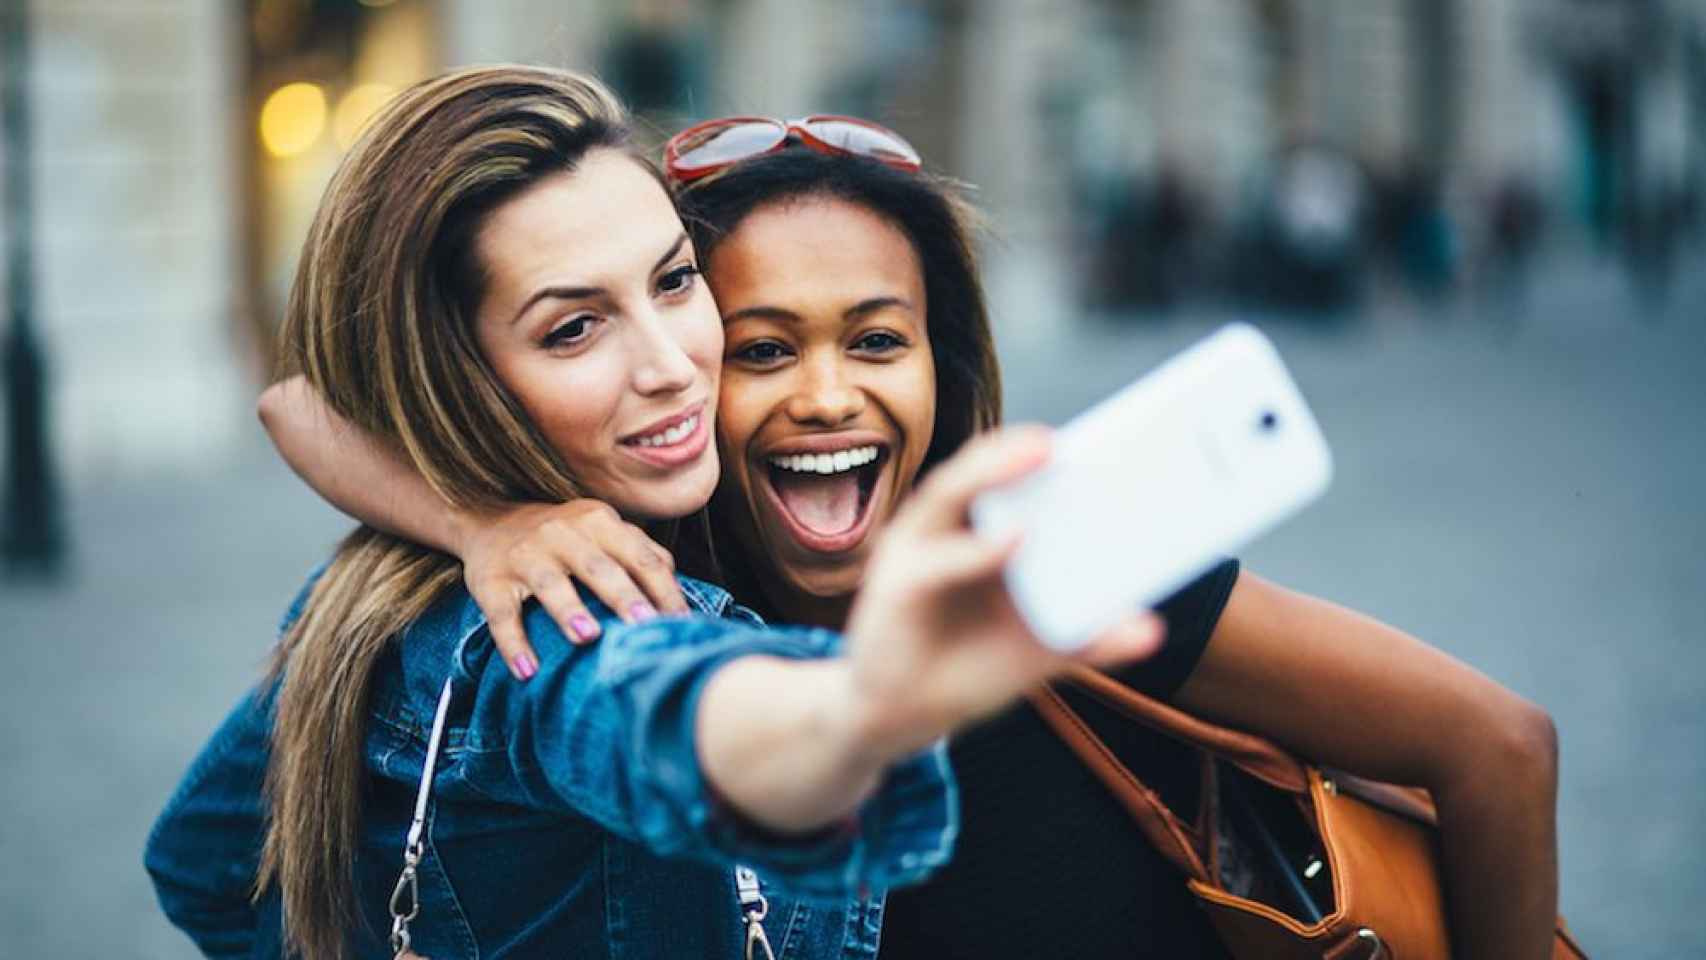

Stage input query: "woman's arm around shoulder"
[
  {"left": 1173, "top": 571, "right": 1559, "bottom": 960},
  {"left": 259, "top": 375, "right": 689, "bottom": 679}
]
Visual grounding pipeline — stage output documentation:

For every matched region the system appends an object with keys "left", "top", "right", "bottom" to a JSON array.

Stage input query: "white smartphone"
[{"left": 972, "top": 323, "right": 1332, "bottom": 650}]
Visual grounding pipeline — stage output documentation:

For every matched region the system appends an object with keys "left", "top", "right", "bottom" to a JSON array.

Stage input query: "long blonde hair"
[{"left": 257, "top": 65, "right": 635, "bottom": 960}]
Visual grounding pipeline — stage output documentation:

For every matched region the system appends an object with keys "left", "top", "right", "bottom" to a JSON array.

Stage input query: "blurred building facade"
[
  {"left": 3, "top": 0, "right": 1703, "bottom": 478},
  {"left": 4, "top": 0, "right": 243, "bottom": 481}
]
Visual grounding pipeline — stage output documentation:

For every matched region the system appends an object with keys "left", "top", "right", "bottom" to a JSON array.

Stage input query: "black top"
[{"left": 879, "top": 560, "right": 1241, "bottom": 960}]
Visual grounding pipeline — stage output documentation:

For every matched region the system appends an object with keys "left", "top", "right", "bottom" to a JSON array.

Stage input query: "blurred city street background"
[{"left": 3, "top": 1, "right": 1704, "bottom": 958}]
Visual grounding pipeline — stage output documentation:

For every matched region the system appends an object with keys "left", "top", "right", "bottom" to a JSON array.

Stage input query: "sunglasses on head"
[{"left": 663, "top": 115, "right": 923, "bottom": 183}]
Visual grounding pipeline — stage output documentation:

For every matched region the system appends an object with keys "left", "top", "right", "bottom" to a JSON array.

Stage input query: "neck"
[
  {"left": 726, "top": 536, "right": 853, "bottom": 628},
  {"left": 764, "top": 582, "right": 853, "bottom": 630}
]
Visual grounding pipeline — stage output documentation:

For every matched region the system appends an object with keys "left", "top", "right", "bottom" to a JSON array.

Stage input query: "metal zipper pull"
[
  {"left": 734, "top": 865, "right": 775, "bottom": 960},
  {"left": 744, "top": 915, "right": 776, "bottom": 960}
]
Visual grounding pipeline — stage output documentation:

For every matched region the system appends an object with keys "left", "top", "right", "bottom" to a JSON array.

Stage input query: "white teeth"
[
  {"left": 768, "top": 445, "right": 882, "bottom": 475},
  {"left": 636, "top": 414, "right": 697, "bottom": 448}
]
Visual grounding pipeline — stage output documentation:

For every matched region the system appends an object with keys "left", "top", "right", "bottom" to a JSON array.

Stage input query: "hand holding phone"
[{"left": 972, "top": 323, "right": 1332, "bottom": 649}]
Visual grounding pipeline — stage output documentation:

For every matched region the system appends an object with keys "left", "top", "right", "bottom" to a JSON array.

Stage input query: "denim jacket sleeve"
[
  {"left": 143, "top": 682, "right": 276, "bottom": 960},
  {"left": 143, "top": 576, "right": 318, "bottom": 959},
  {"left": 449, "top": 602, "right": 959, "bottom": 898}
]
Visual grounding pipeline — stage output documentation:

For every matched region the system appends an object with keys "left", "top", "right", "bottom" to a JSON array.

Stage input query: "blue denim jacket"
[{"left": 145, "top": 572, "right": 958, "bottom": 959}]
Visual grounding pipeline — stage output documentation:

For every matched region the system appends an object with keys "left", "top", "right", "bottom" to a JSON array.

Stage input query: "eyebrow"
[
  {"left": 723, "top": 296, "right": 914, "bottom": 325},
  {"left": 510, "top": 232, "right": 690, "bottom": 326}
]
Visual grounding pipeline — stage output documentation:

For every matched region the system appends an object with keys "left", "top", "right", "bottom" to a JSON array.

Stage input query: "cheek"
[
  {"left": 514, "top": 357, "right": 619, "bottom": 460},
  {"left": 896, "top": 353, "right": 937, "bottom": 443},
  {"left": 714, "top": 372, "right": 766, "bottom": 464},
  {"left": 684, "top": 302, "right": 725, "bottom": 378},
  {"left": 881, "top": 354, "right": 936, "bottom": 491},
  {"left": 915, "top": 356, "right": 938, "bottom": 432}
]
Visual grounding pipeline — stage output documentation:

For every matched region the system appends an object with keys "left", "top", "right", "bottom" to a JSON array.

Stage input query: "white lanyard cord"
[
  {"left": 389, "top": 677, "right": 454, "bottom": 958},
  {"left": 410, "top": 679, "right": 455, "bottom": 847}
]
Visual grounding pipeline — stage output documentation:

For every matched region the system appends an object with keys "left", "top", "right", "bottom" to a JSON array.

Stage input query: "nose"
[
  {"left": 785, "top": 353, "right": 865, "bottom": 426},
  {"left": 629, "top": 310, "right": 698, "bottom": 397}
]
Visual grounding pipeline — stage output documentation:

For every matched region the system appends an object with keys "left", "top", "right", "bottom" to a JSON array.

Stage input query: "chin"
[
  {"left": 623, "top": 459, "right": 721, "bottom": 521},
  {"left": 774, "top": 554, "right": 866, "bottom": 600}
]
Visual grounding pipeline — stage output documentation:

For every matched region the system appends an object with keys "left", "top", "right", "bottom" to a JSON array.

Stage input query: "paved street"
[{"left": 2, "top": 250, "right": 1702, "bottom": 958}]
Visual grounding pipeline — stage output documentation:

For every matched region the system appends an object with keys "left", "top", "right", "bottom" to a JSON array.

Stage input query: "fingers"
[
  {"left": 467, "top": 578, "right": 541, "bottom": 681},
  {"left": 912, "top": 530, "right": 1023, "bottom": 591},
  {"left": 542, "top": 525, "right": 662, "bottom": 625},
  {"left": 526, "top": 564, "right": 603, "bottom": 645},
  {"left": 902, "top": 426, "right": 1052, "bottom": 536},
  {"left": 1074, "top": 612, "right": 1167, "bottom": 670},
  {"left": 459, "top": 497, "right": 692, "bottom": 683},
  {"left": 538, "top": 507, "right": 686, "bottom": 615},
  {"left": 609, "top": 526, "right": 689, "bottom": 616}
]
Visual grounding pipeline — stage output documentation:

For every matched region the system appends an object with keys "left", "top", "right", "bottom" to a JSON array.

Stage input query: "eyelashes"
[
  {"left": 658, "top": 263, "right": 700, "bottom": 295},
  {"left": 852, "top": 331, "right": 907, "bottom": 353},
  {"left": 732, "top": 340, "right": 789, "bottom": 365},
  {"left": 543, "top": 315, "right": 598, "bottom": 349},
  {"left": 728, "top": 330, "right": 913, "bottom": 367},
  {"left": 538, "top": 264, "right": 701, "bottom": 350}
]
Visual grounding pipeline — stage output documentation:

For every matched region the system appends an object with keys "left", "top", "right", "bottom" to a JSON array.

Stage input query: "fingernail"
[
  {"left": 570, "top": 613, "right": 600, "bottom": 643},
  {"left": 513, "top": 653, "right": 538, "bottom": 680},
  {"left": 629, "top": 602, "right": 658, "bottom": 622}
]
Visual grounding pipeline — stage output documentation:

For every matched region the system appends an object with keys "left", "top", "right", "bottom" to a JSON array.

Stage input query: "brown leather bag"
[{"left": 1031, "top": 665, "right": 1587, "bottom": 959}]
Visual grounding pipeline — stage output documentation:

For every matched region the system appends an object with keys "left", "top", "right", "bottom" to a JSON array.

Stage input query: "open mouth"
[{"left": 760, "top": 443, "right": 888, "bottom": 553}]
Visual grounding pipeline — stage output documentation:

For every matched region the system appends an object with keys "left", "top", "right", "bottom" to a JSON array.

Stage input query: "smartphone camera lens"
[{"left": 1258, "top": 410, "right": 1280, "bottom": 433}]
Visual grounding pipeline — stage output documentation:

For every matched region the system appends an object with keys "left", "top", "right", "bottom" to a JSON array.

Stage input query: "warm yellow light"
[
  {"left": 259, "top": 82, "right": 327, "bottom": 157},
  {"left": 332, "top": 83, "right": 398, "bottom": 150}
]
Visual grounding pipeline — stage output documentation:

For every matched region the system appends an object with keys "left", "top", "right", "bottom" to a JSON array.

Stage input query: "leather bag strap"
[
  {"left": 1030, "top": 685, "right": 1212, "bottom": 881},
  {"left": 1058, "top": 667, "right": 1441, "bottom": 825},
  {"left": 1058, "top": 664, "right": 1311, "bottom": 793},
  {"left": 1027, "top": 663, "right": 1329, "bottom": 884}
]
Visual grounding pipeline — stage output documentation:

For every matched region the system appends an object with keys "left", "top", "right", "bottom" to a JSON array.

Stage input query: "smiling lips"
[
  {"left": 620, "top": 402, "right": 709, "bottom": 469},
  {"left": 760, "top": 438, "right": 889, "bottom": 553}
]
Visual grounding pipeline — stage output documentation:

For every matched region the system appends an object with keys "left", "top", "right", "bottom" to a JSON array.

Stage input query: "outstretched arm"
[
  {"left": 471, "top": 428, "right": 1165, "bottom": 890},
  {"left": 258, "top": 376, "right": 687, "bottom": 678},
  {"left": 699, "top": 427, "right": 1167, "bottom": 832},
  {"left": 1175, "top": 573, "right": 1558, "bottom": 960}
]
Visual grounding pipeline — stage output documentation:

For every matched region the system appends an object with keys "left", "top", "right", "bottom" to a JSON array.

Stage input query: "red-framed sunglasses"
[{"left": 663, "top": 115, "right": 922, "bottom": 183}]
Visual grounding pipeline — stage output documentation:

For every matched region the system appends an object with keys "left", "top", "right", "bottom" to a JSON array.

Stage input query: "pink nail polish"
[
  {"left": 629, "top": 602, "right": 658, "bottom": 622},
  {"left": 514, "top": 654, "right": 538, "bottom": 680},
  {"left": 570, "top": 613, "right": 599, "bottom": 642}
]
